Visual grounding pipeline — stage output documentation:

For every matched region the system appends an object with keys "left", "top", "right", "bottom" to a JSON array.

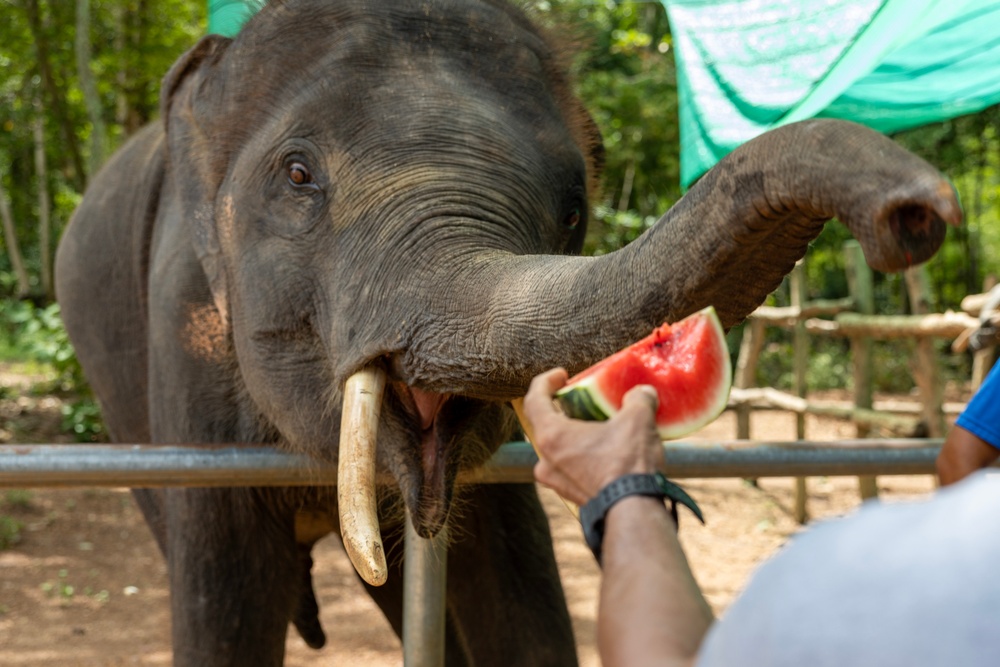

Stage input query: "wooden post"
[
  {"left": 904, "top": 266, "right": 945, "bottom": 437},
  {"left": 734, "top": 318, "right": 765, "bottom": 439},
  {"left": 972, "top": 345, "right": 996, "bottom": 391},
  {"left": 845, "top": 241, "right": 878, "bottom": 500},
  {"left": 791, "top": 263, "right": 809, "bottom": 523},
  {"left": 972, "top": 276, "right": 998, "bottom": 391},
  {"left": 33, "top": 110, "right": 52, "bottom": 299}
]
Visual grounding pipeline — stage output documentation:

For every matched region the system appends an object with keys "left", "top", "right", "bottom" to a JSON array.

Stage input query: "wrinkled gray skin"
[{"left": 54, "top": 0, "right": 960, "bottom": 665}]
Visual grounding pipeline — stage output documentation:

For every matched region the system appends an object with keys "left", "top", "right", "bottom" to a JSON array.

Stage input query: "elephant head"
[{"left": 161, "top": 0, "right": 960, "bottom": 585}]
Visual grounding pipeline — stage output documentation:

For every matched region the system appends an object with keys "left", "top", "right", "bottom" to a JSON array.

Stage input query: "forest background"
[{"left": 0, "top": 0, "right": 998, "bottom": 442}]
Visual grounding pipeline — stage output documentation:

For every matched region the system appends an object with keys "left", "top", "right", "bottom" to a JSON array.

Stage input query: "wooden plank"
[{"left": 734, "top": 318, "right": 765, "bottom": 439}]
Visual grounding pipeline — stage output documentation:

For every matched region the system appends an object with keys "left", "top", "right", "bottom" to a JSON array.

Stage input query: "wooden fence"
[{"left": 728, "top": 240, "right": 998, "bottom": 521}]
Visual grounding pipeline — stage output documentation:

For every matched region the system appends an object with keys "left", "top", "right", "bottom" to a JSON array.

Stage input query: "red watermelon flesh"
[{"left": 555, "top": 306, "right": 732, "bottom": 439}]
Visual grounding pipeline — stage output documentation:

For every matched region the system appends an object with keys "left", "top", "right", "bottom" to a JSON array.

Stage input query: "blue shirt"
[{"left": 956, "top": 362, "right": 1000, "bottom": 450}]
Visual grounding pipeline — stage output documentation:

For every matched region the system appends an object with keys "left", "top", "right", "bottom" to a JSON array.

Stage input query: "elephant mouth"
[
  {"left": 338, "top": 363, "right": 461, "bottom": 587},
  {"left": 392, "top": 381, "right": 455, "bottom": 533}
]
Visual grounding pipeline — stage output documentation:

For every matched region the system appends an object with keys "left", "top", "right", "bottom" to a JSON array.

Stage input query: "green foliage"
[
  {"left": 893, "top": 107, "right": 1000, "bottom": 309},
  {"left": 4, "top": 489, "right": 34, "bottom": 509},
  {"left": 0, "top": 516, "right": 23, "bottom": 550},
  {"left": 0, "top": 490, "right": 31, "bottom": 552},
  {"left": 0, "top": 299, "right": 104, "bottom": 441},
  {"left": 755, "top": 332, "right": 851, "bottom": 393},
  {"left": 39, "top": 567, "right": 110, "bottom": 604},
  {"left": 0, "top": 0, "right": 205, "bottom": 302},
  {"left": 4, "top": 302, "right": 82, "bottom": 390},
  {"left": 61, "top": 397, "right": 104, "bottom": 441},
  {"left": 534, "top": 1, "right": 681, "bottom": 253}
]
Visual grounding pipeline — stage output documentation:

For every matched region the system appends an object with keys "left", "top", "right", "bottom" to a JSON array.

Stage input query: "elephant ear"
[{"left": 160, "top": 34, "right": 233, "bottom": 327}]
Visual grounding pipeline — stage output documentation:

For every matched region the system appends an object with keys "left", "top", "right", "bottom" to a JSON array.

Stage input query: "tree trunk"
[
  {"left": 33, "top": 113, "right": 53, "bottom": 300},
  {"left": 0, "top": 175, "right": 32, "bottom": 298},
  {"left": 23, "top": 0, "right": 87, "bottom": 191},
  {"left": 114, "top": 1, "right": 129, "bottom": 129},
  {"left": 75, "top": 0, "right": 106, "bottom": 175},
  {"left": 120, "top": 0, "right": 152, "bottom": 135}
]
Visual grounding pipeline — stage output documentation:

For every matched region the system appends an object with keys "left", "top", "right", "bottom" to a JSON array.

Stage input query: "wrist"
[
  {"left": 590, "top": 461, "right": 660, "bottom": 500},
  {"left": 580, "top": 472, "right": 703, "bottom": 565}
]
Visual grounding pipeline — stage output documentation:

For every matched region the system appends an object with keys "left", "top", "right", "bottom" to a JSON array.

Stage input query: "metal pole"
[
  {"left": 403, "top": 513, "right": 448, "bottom": 667},
  {"left": 0, "top": 440, "right": 952, "bottom": 488}
]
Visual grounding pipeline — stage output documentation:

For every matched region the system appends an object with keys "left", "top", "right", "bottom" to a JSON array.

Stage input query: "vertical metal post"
[{"left": 403, "top": 512, "right": 448, "bottom": 667}]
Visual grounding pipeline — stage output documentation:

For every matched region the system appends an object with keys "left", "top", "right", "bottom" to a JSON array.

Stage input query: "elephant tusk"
[{"left": 338, "top": 366, "right": 388, "bottom": 587}]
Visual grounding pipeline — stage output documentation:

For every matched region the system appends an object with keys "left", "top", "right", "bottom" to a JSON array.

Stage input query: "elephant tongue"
[
  {"left": 411, "top": 387, "right": 448, "bottom": 432},
  {"left": 410, "top": 387, "right": 451, "bottom": 535}
]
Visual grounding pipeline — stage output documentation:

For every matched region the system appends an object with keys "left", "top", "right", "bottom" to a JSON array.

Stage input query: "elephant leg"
[
  {"left": 359, "top": 522, "right": 472, "bottom": 666},
  {"left": 292, "top": 544, "right": 327, "bottom": 649},
  {"left": 444, "top": 483, "right": 578, "bottom": 666},
  {"left": 164, "top": 487, "right": 300, "bottom": 667},
  {"left": 132, "top": 488, "right": 168, "bottom": 556}
]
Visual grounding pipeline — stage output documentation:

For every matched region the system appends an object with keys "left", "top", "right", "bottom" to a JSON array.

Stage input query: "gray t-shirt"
[{"left": 696, "top": 472, "right": 1000, "bottom": 667}]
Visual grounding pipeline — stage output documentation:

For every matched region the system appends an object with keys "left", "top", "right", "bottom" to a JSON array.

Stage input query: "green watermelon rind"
[
  {"left": 555, "top": 376, "right": 614, "bottom": 423},
  {"left": 554, "top": 306, "right": 732, "bottom": 440}
]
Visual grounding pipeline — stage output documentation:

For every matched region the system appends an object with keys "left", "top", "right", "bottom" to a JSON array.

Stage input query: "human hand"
[{"left": 523, "top": 368, "right": 664, "bottom": 506}]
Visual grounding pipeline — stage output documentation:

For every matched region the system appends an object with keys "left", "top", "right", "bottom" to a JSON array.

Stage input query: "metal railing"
[
  {"left": 0, "top": 438, "right": 947, "bottom": 666},
  {"left": 0, "top": 438, "right": 945, "bottom": 488}
]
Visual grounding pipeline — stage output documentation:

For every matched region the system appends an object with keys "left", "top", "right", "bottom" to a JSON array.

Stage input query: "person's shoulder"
[
  {"left": 792, "top": 470, "right": 1000, "bottom": 556},
  {"left": 695, "top": 472, "right": 1000, "bottom": 667}
]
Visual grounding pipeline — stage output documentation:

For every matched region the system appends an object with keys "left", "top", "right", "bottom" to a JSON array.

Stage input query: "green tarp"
[
  {"left": 208, "top": 0, "right": 256, "bottom": 37},
  {"left": 663, "top": 0, "right": 1000, "bottom": 186}
]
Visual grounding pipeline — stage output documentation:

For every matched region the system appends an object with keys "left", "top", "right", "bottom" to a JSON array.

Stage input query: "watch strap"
[{"left": 580, "top": 472, "right": 704, "bottom": 565}]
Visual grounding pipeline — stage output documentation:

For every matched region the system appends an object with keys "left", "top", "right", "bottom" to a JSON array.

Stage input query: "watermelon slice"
[{"left": 555, "top": 306, "right": 732, "bottom": 439}]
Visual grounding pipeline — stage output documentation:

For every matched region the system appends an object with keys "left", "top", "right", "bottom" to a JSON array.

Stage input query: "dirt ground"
[{"left": 0, "top": 391, "right": 941, "bottom": 666}]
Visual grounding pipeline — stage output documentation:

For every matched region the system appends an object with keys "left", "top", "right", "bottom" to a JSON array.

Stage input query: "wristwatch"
[{"left": 580, "top": 471, "right": 704, "bottom": 565}]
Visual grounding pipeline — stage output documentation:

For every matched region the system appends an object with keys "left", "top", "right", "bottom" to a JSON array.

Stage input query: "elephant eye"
[
  {"left": 562, "top": 207, "right": 582, "bottom": 230},
  {"left": 286, "top": 161, "right": 315, "bottom": 188}
]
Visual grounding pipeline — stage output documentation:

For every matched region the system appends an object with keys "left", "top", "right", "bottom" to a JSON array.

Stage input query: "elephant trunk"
[
  {"left": 395, "top": 119, "right": 961, "bottom": 399},
  {"left": 338, "top": 119, "right": 960, "bottom": 584}
]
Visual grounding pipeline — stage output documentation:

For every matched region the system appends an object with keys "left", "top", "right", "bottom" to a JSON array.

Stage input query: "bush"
[
  {"left": 0, "top": 299, "right": 105, "bottom": 441},
  {"left": 5, "top": 302, "right": 85, "bottom": 392},
  {"left": 0, "top": 516, "right": 22, "bottom": 550}
]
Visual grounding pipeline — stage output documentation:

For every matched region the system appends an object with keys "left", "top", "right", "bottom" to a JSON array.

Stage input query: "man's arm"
[
  {"left": 937, "top": 363, "right": 1000, "bottom": 485},
  {"left": 600, "top": 496, "right": 713, "bottom": 667},
  {"left": 523, "top": 369, "right": 714, "bottom": 667},
  {"left": 937, "top": 425, "right": 999, "bottom": 486}
]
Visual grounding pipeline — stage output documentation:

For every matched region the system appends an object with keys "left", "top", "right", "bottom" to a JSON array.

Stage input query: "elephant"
[{"left": 54, "top": 0, "right": 960, "bottom": 665}]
